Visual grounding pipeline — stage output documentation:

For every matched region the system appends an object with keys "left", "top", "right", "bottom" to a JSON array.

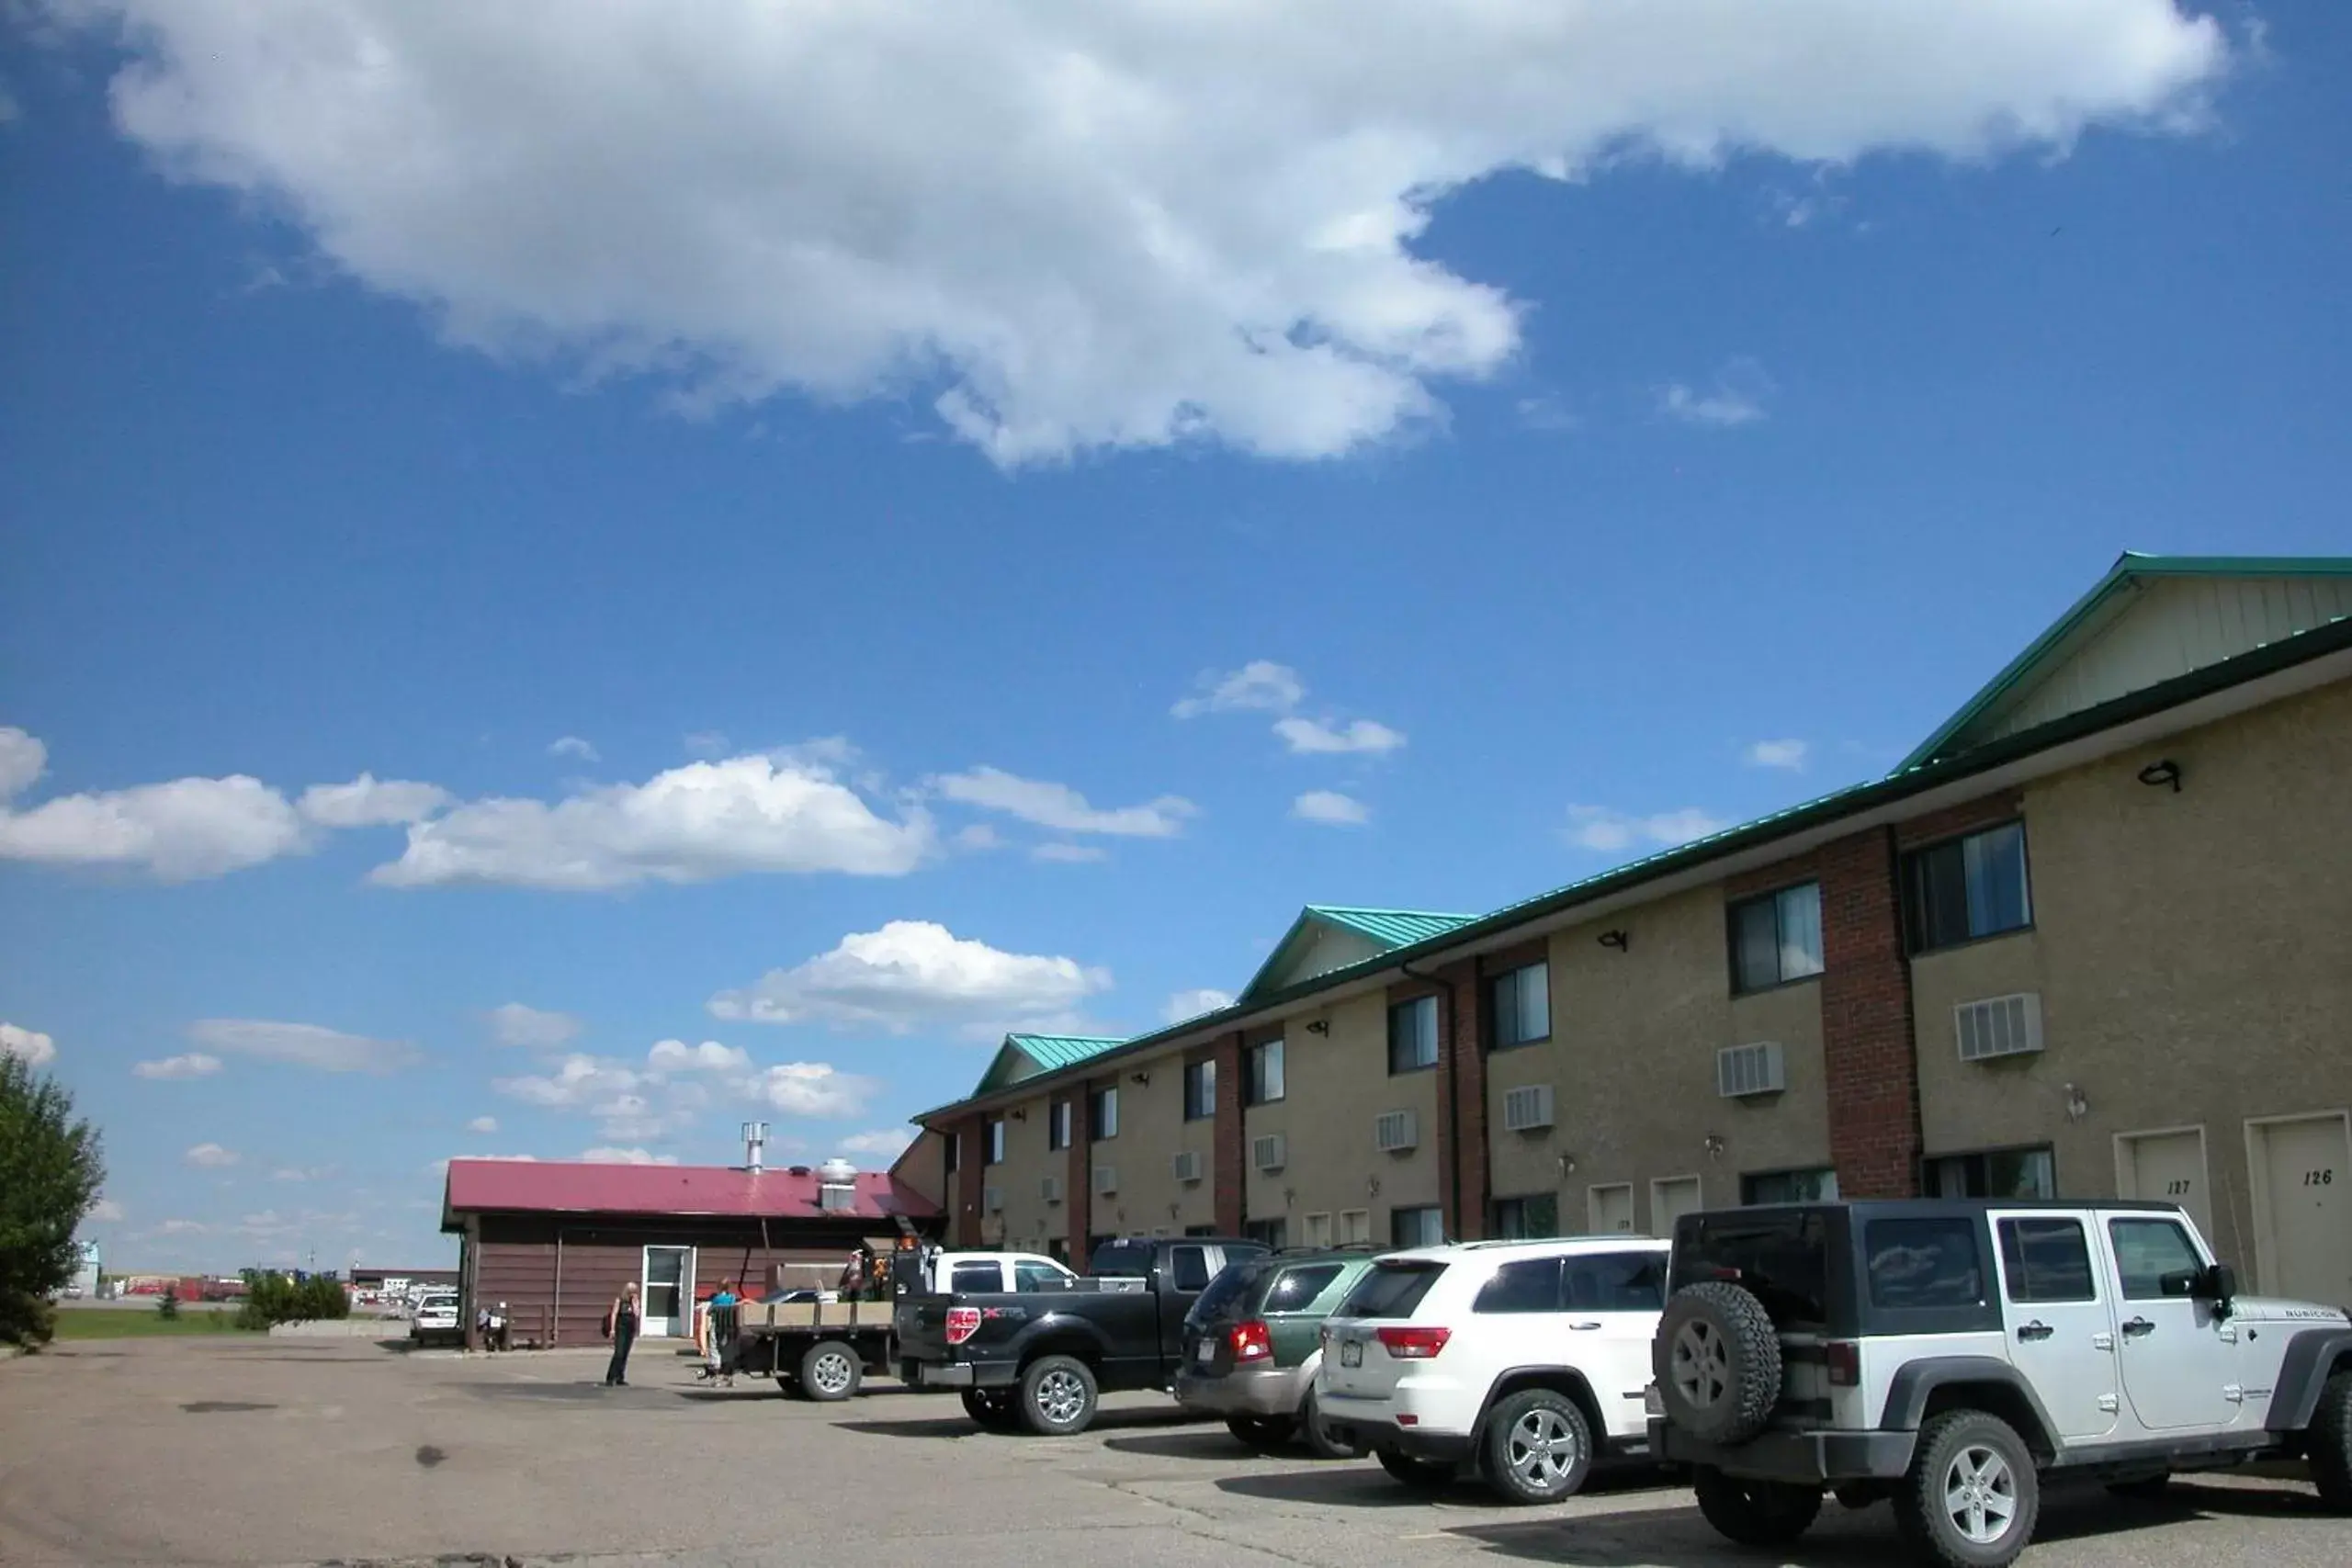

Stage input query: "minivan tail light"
[
  {"left": 945, "top": 1306, "right": 982, "bottom": 1346},
  {"left": 1229, "top": 1320, "right": 1272, "bottom": 1362},
  {"left": 1375, "top": 1325, "right": 1451, "bottom": 1359},
  {"left": 1826, "top": 1340, "right": 1860, "bottom": 1387}
]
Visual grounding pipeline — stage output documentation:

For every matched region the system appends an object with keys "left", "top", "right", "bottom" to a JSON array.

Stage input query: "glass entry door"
[{"left": 641, "top": 1246, "right": 694, "bottom": 1337}]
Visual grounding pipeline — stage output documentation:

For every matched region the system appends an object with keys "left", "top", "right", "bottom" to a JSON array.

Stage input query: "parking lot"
[{"left": 4, "top": 1336, "right": 2349, "bottom": 1568}]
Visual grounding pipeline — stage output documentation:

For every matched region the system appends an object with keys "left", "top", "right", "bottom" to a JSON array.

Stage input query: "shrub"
[
  {"left": 158, "top": 1286, "right": 181, "bottom": 1320},
  {"left": 235, "top": 1271, "right": 351, "bottom": 1330}
]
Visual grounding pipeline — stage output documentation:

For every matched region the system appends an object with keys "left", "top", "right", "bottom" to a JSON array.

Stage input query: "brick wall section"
[
  {"left": 950, "top": 1113, "right": 984, "bottom": 1247},
  {"left": 1066, "top": 1092, "right": 1091, "bottom": 1271},
  {"left": 1430, "top": 961, "right": 1487, "bottom": 1242},
  {"left": 1213, "top": 1032, "right": 1246, "bottom": 1235},
  {"left": 1816, "top": 827, "right": 1923, "bottom": 1197}
]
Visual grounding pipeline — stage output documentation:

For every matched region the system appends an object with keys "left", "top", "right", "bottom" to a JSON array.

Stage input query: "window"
[
  {"left": 944, "top": 1132, "right": 959, "bottom": 1174},
  {"left": 1303, "top": 1213, "right": 1333, "bottom": 1248},
  {"left": 1391, "top": 1204, "right": 1444, "bottom": 1249},
  {"left": 1243, "top": 1217, "right": 1287, "bottom": 1250},
  {"left": 1182, "top": 1224, "right": 1218, "bottom": 1239},
  {"left": 1565, "top": 1251, "right": 1668, "bottom": 1312},
  {"left": 1091, "top": 1085, "right": 1118, "bottom": 1140},
  {"left": 1337, "top": 1209, "right": 1372, "bottom": 1246},
  {"left": 1741, "top": 1168, "right": 1840, "bottom": 1206},
  {"left": 1388, "top": 995, "right": 1439, "bottom": 1073},
  {"left": 1046, "top": 1237, "right": 1069, "bottom": 1264},
  {"left": 2109, "top": 1217, "right": 2203, "bottom": 1301},
  {"left": 1183, "top": 1058, "right": 1217, "bottom": 1121},
  {"left": 1170, "top": 1246, "right": 1212, "bottom": 1291},
  {"left": 1091, "top": 1238, "right": 1148, "bottom": 1277},
  {"left": 1265, "top": 1263, "right": 1344, "bottom": 1313},
  {"left": 1998, "top": 1219, "right": 2097, "bottom": 1303},
  {"left": 1491, "top": 1193, "right": 1560, "bottom": 1240},
  {"left": 1671, "top": 1209, "right": 1831, "bottom": 1325},
  {"left": 1905, "top": 822, "right": 2032, "bottom": 953},
  {"left": 950, "top": 1261, "right": 1002, "bottom": 1293},
  {"left": 1048, "top": 1099, "right": 1073, "bottom": 1152},
  {"left": 1248, "top": 1039, "right": 1285, "bottom": 1105},
  {"left": 1336, "top": 1259, "right": 1447, "bottom": 1319},
  {"left": 1729, "top": 883, "right": 1825, "bottom": 993},
  {"left": 1474, "top": 1258, "right": 1562, "bottom": 1314},
  {"left": 1865, "top": 1218, "right": 1987, "bottom": 1311},
  {"left": 984, "top": 1117, "right": 1006, "bottom": 1166},
  {"left": 1489, "top": 962, "right": 1551, "bottom": 1050},
  {"left": 1927, "top": 1146, "right": 2054, "bottom": 1201},
  {"left": 1014, "top": 1260, "right": 1074, "bottom": 1293}
]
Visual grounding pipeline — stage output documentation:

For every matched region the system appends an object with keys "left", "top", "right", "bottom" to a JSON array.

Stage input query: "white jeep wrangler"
[{"left": 1648, "top": 1199, "right": 2352, "bottom": 1568}]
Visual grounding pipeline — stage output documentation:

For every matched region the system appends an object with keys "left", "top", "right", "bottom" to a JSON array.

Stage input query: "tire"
[
  {"left": 1654, "top": 1281, "right": 1781, "bottom": 1446},
  {"left": 1693, "top": 1466, "right": 1824, "bottom": 1546},
  {"left": 1299, "top": 1390, "right": 1365, "bottom": 1461},
  {"left": 961, "top": 1387, "right": 1018, "bottom": 1430},
  {"left": 1375, "top": 1448, "right": 1456, "bottom": 1491},
  {"left": 1018, "top": 1354, "right": 1099, "bottom": 1436},
  {"left": 797, "top": 1340, "right": 862, "bottom": 1403},
  {"left": 2310, "top": 1368, "right": 2352, "bottom": 1511},
  {"left": 1894, "top": 1409, "right": 2041, "bottom": 1568},
  {"left": 1227, "top": 1414, "right": 1295, "bottom": 1451},
  {"left": 1481, "top": 1389, "right": 1595, "bottom": 1506}
]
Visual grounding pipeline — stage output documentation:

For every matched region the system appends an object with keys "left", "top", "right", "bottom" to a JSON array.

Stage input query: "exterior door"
[
  {"left": 2250, "top": 1113, "right": 2352, "bottom": 1303},
  {"left": 1991, "top": 1212, "right": 2119, "bottom": 1443},
  {"left": 1650, "top": 1176, "right": 1702, "bottom": 1237},
  {"left": 641, "top": 1246, "right": 694, "bottom": 1337},
  {"left": 2115, "top": 1128, "right": 2213, "bottom": 1244},
  {"left": 2101, "top": 1214, "right": 2235, "bottom": 1434},
  {"left": 1588, "top": 1184, "right": 1634, "bottom": 1235}
]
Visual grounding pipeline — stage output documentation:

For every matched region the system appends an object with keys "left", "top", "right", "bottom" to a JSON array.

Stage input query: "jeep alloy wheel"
[{"left": 1896, "top": 1409, "right": 2041, "bottom": 1568}]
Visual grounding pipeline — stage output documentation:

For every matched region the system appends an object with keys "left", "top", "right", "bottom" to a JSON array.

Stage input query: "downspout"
[
  {"left": 552, "top": 1227, "right": 564, "bottom": 1348},
  {"left": 1397, "top": 956, "right": 1460, "bottom": 1241}
]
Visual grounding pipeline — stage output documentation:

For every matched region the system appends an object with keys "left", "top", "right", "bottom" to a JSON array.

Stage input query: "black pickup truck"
[{"left": 895, "top": 1236, "right": 1267, "bottom": 1434}]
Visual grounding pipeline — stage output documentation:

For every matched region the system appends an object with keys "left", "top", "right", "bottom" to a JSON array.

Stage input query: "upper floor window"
[
  {"left": 1387, "top": 995, "right": 1438, "bottom": 1074},
  {"left": 1488, "top": 961, "right": 1551, "bottom": 1051},
  {"left": 943, "top": 1131, "right": 959, "bottom": 1173},
  {"left": 1729, "top": 882, "right": 1824, "bottom": 994},
  {"left": 1248, "top": 1039, "right": 1285, "bottom": 1105},
  {"left": 1048, "top": 1100, "right": 1073, "bottom": 1151},
  {"left": 1090, "top": 1085, "right": 1119, "bottom": 1140},
  {"left": 983, "top": 1117, "right": 1005, "bottom": 1166},
  {"left": 1182, "top": 1058, "right": 1216, "bottom": 1121},
  {"left": 1904, "top": 821, "right": 2031, "bottom": 953}
]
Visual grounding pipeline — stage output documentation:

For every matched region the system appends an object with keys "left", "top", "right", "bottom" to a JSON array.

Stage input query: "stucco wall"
[
  {"left": 981, "top": 1089, "right": 1068, "bottom": 1252},
  {"left": 1244, "top": 990, "right": 1439, "bottom": 1244},
  {"left": 892, "top": 1127, "right": 947, "bottom": 1209},
  {"left": 1089, "top": 1053, "right": 1215, "bottom": 1237}
]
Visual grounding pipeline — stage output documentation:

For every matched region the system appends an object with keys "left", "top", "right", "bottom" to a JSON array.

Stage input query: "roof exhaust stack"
[
  {"left": 742, "top": 1121, "right": 768, "bottom": 1174},
  {"left": 818, "top": 1156, "right": 857, "bottom": 1212}
]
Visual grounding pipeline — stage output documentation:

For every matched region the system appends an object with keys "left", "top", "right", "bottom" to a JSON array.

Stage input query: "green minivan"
[{"left": 1173, "top": 1248, "right": 1380, "bottom": 1457}]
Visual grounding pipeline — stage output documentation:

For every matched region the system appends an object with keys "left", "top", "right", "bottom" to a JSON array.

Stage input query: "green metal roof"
[
  {"left": 1900, "top": 552, "right": 2352, "bottom": 771},
  {"left": 1238, "top": 905, "right": 1477, "bottom": 1002},
  {"left": 974, "top": 1032, "right": 1128, "bottom": 1096}
]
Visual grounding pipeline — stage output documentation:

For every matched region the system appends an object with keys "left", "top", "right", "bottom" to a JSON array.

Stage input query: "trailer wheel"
[{"left": 799, "top": 1340, "right": 863, "bottom": 1402}]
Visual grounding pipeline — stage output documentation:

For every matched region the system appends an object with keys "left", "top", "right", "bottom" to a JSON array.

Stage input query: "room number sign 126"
[{"left": 2305, "top": 1168, "right": 2336, "bottom": 1187}]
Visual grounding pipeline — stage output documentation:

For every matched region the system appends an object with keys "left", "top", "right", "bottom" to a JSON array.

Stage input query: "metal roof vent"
[
  {"left": 741, "top": 1121, "right": 768, "bottom": 1173},
  {"left": 818, "top": 1156, "right": 858, "bottom": 1212}
]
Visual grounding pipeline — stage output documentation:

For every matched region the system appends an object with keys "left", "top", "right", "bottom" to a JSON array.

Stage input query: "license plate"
[
  {"left": 1194, "top": 1338, "right": 1216, "bottom": 1365},
  {"left": 1340, "top": 1339, "right": 1363, "bottom": 1368}
]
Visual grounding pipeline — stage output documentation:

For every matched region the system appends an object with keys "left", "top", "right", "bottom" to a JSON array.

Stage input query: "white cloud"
[
  {"left": 1163, "top": 988, "right": 1235, "bottom": 1025},
  {"left": 647, "top": 1038, "right": 751, "bottom": 1074},
  {"left": 270, "top": 1167, "right": 326, "bottom": 1182},
  {"left": 47, "top": 4, "right": 2226, "bottom": 465},
  {"left": 493, "top": 1053, "right": 643, "bottom": 1111},
  {"left": 184, "top": 1143, "right": 240, "bottom": 1169},
  {"left": 1032, "top": 842, "right": 1107, "bottom": 863},
  {"left": 1515, "top": 395, "right": 1580, "bottom": 433},
  {"left": 1292, "top": 789, "right": 1372, "bottom": 827},
  {"left": 369, "top": 753, "right": 933, "bottom": 890},
  {"left": 708, "top": 919, "right": 1111, "bottom": 1037},
  {"left": 0, "top": 728, "right": 46, "bottom": 798},
  {"left": 1563, "top": 805, "right": 1731, "bottom": 854},
  {"left": 465, "top": 1115, "right": 499, "bottom": 1134},
  {"left": 931, "top": 767, "right": 1194, "bottom": 838},
  {"left": 2, "top": 1021, "right": 57, "bottom": 1067},
  {"left": 1273, "top": 717, "right": 1407, "bottom": 756},
  {"left": 548, "top": 736, "right": 599, "bottom": 763},
  {"left": 1172, "top": 661, "right": 1305, "bottom": 718},
  {"left": 738, "top": 1062, "right": 878, "bottom": 1120},
  {"left": 1744, "top": 739, "right": 1809, "bottom": 771},
  {"left": 147, "top": 1218, "right": 209, "bottom": 1237},
  {"left": 492, "top": 1050, "right": 718, "bottom": 1140},
  {"left": 87, "top": 1198, "right": 127, "bottom": 1224},
  {"left": 133, "top": 1052, "right": 223, "bottom": 1080},
  {"left": 0, "top": 765, "right": 307, "bottom": 881},
  {"left": 1658, "top": 359, "right": 1774, "bottom": 427},
  {"left": 580, "top": 1145, "right": 680, "bottom": 1166},
  {"left": 296, "top": 773, "right": 452, "bottom": 828},
  {"left": 484, "top": 1002, "right": 582, "bottom": 1049},
  {"left": 839, "top": 1127, "right": 915, "bottom": 1161},
  {"left": 189, "top": 1018, "right": 424, "bottom": 1074},
  {"left": 953, "top": 823, "right": 1002, "bottom": 852}
]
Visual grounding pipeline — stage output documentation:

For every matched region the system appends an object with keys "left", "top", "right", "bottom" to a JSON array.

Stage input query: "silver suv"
[{"left": 1649, "top": 1200, "right": 2352, "bottom": 1568}]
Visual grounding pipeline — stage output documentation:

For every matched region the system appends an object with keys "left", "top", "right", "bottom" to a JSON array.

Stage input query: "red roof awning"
[{"left": 443, "top": 1159, "right": 940, "bottom": 1222}]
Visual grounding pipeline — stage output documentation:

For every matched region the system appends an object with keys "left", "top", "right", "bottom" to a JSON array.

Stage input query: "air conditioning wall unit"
[
  {"left": 1252, "top": 1134, "right": 1287, "bottom": 1172},
  {"left": 1040, "top": 1174, "right": 1062, "bottom": 1204},
  {"left": 1374, "top": 1110, "right": 1419, "bottom": 1153},
  {"left": 983, "top": 1185, "right": 1003, "bottom": 1213},
  {"left": 1717, "top": 1041, "right": 1787, "bottom": 1099},
  {"left": 1502, "top": 1083, "right": 1555, "bottom": 1132},
  {"left": 1956, "top": 993, "right": 2044, "bottom": 1062},
  {"left": 1093, "top": 1164, "right": 1118, "bottom": 1195},
  {"left": 1170, "top": 1150, "right": 1204, "bottom": 1183}
]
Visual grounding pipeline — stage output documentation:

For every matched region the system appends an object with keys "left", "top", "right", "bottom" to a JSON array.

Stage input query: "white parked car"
[
  {"left": 410, "top": 1292, "right": 461, "bottom": 1346},
  {"left": 918, "top": 1251, "right": 1081, "bottom": 1295},
  {"left": 1317, "top": 1235, "right": 1671, "bottom": 1504}
]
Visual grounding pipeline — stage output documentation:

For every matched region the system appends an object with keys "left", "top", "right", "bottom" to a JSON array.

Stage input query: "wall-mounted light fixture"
[
  {"left": 1009, "top": 1107, "right": 1026, "bottom": 1122},
  {"left": 1306, "top": 1019, "right": 1330, "bottom": 1035},
  {"left": 2137, "top": 759, "right": 2182, "bottom": 794},
  {"left": 1703, "top": 1134, "right": 1725, "bottom": 1160},
  {"left": 2064, "top": 1082, "right": 2090, "bottom": 1123},
  {"left": 1366, "top": 1174, "right": 1382, "bottom": 1198},
  {"left": 1556, "top": 1152, "right": 1577, "bottom": 1177},
  {"left": 1598, "top": 930, "right": 1631, "bottom": 952},
  {"left": 1130, "top": 1070, "right": 1151, "bottom": 1087}
]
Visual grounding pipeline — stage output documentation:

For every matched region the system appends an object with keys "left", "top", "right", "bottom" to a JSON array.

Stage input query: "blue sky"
[{"left": 3, "top": 4, "right": 2346, "bottom": 1273}]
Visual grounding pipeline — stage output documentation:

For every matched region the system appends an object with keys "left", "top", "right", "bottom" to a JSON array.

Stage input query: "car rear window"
[
  {"left": 1264, "top": 1263, "right": 1345, "bottom": 1314},
  {"left": 1865, "top": 1218, "right": 1987, "bottom": 1311},
  {"left": 1673, "top": 1210, "right": 1831, "bottom": 1325},
  {"left": 1334, "top": 1260, "right": 1445, "bottom": 1319},
  {"left": 1089, "top": 1240, "right": 1154, "bottom": 1279},
  {"left": 1187, "top": 1262, "right": 1261, "bottom": 1325},
  {"left": 949, "top": 1261, "right": 1002, "bottom": 1293}
]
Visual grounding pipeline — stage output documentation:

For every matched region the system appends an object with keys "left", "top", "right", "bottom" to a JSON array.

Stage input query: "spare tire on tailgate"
[{"left": 1654, "top": 1280, "right": 1781, "bottom": 1445}]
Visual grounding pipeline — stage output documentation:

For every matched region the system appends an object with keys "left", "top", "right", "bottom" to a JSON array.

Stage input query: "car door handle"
[
  {"left": 2017, "top": 1321, "right": 2053, "bottom": 1342},
  {"left": 1568, "top": 1322, "right": 1602, "bottom": 1332},
  {"left": 2121, "top": 1318, "right": 2155, "bottom": 1338}
]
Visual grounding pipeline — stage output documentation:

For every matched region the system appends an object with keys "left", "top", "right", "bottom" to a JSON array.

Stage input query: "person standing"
[
  {"left": 603, "top": 1281, "right": 640, "bottom": 1386},
  {"left": 699, "top": 1279, "right": 739, "bottom": 1385}
]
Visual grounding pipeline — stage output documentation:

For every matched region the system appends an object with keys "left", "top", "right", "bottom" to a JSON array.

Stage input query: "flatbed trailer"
[{"left": 728, "top": 1294, "right": 899, "bottom": 1401}]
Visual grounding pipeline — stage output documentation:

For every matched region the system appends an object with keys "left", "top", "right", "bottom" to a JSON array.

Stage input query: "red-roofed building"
[{"left": 439, "top": 1156, "right": 942, "bottom": 1349}]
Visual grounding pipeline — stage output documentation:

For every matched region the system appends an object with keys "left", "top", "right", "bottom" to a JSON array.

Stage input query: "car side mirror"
[{"left": 2205, "top": 1262, "right": 2239, "bottom": 1304}]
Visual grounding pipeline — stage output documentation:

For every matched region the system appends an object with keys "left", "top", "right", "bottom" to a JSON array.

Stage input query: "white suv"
[{"left": 1316, "top": 1235, "right": 1670, "bottom": 1504}]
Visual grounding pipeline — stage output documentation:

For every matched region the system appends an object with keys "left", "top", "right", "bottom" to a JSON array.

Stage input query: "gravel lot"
[{"left": 5, "top": 1336, "right": 2349, "bottom": 1568}]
